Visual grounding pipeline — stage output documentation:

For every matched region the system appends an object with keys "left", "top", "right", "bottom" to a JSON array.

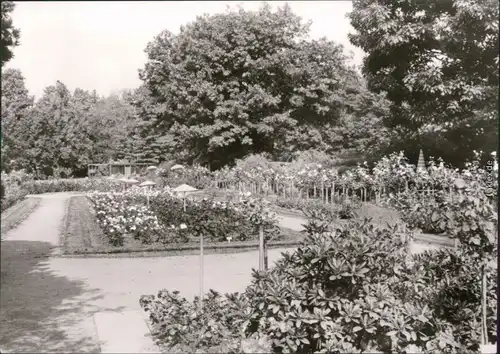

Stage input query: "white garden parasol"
[
  {"left": 170, "top": 164, "right": 185, "bottom": 171},
  {"left": 172, "top": 184, "right": 198, "bottom": 212},
  {"left": 119, "top": 177, "right": 139, "bottom": 192},
  {"left": 139, "top": 180, "right": 157, "bottom": 187}
]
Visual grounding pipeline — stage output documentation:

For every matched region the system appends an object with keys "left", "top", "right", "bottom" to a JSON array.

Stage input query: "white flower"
[
  {"left": 491, "top": 151, "right": 497, "bottom": 157},
  {"left": 170, "top": 225, "right": 176, "bottom": 229},
  {"left": 180, "top": 223, "right": 187, "bottom": 230}
]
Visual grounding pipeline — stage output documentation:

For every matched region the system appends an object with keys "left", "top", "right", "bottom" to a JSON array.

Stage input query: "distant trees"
[
  {"left": 1, "top": 72, "right": 140, "bottom": 177},
  {"left": 5, "top": 1, "right": 494, "bottom": 176},
  {"left": 348, "top": 0, "right": 499, "bottom": 167}
]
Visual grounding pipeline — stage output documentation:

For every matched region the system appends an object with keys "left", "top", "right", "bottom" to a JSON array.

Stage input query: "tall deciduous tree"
[
  {"left": 138, "top": 3, "right": 380, "bottom": 169},
  {"left": 1, "top": 68, "right": 34, "bottom": 171},
  {"left": 24, "top": 82, "right": 99, "bottom": 176},
  {"left": 1, "top": 1, "right": 20, "bottom": 67},
  {"left": 348, "top": 0, "right": 499, "bottom": 167}
]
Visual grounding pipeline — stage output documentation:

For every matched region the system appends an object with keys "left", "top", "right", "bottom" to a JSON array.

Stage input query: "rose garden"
[
  {"left": 1, "top": 1, "right": 498, "bottom": 353},
  {"left": 1, "top": 150, "right": 497, "bottom": 353}
]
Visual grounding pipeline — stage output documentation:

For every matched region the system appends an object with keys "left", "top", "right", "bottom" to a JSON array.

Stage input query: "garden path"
[{"left": 0, "top": 192, "right": 293, "bottom": 353}]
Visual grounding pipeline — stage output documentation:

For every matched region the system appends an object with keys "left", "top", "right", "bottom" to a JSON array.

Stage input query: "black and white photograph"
[{"left": 0, "top": 1, "right": 498, "bottom": 353}]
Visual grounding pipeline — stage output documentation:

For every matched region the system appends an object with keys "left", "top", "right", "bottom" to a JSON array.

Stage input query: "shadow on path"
[{"left": 0, "top": 240, "right": 125, "bottom": 353}]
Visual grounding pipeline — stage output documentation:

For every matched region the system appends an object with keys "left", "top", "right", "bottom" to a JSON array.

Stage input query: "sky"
[{"left": 6, "top": 1, "right": 365, "bottom": 99}]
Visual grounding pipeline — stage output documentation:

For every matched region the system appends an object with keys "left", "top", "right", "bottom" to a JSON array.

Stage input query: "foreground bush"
[{"left": 141, "top": 218, "right": 496, "bottom": 353}]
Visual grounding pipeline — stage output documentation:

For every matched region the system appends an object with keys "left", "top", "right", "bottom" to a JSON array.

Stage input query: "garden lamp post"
[
  {"left": 139, "top": 180, "right": 157, "bottom": 206},
  {"left": 172, "top": 184, "right": 198, "bottom": 212}
]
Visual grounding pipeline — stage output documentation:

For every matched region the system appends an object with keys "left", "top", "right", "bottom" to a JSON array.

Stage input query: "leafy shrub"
[
  {"left": 1, "top": 185, "right": 28, "bottom": 212},
  {"left": 389, "top": 190, "right": 448, "bottom": 234},
  {"left": 275, "top": 196, "right": 361, "bottom": 220},
  {"left": 1, "top": 170, "right": 32, "bottom": 212},
  {"left": 22, "top": 177, "right": 123, "bottom": 194},
  {"left": 140, "top": 290, "right": 272, "bottom": 353},
  {"left": 409, "top": 249, "right": 497, "bottom": 351},
  {"left": 141, "top": 216, "right": 496, "bottom": 353},
  {"left": 151, "top": 194, "right": 281, "bottom": 243}
]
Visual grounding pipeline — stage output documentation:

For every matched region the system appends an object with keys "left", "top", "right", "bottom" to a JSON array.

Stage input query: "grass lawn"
[
  {"left": 60, "top": 196, "right": 304, "bottom": 257},
  {"left": 274, "top": 200, "right": 456, "bottom": 247},
  {"left": 1, "top": 197, "right": 42, "bottom": 238}
]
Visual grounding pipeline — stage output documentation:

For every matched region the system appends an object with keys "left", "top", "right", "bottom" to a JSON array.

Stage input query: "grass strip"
[{"left": 1, "top": 197, "right": 41, "bottom": 237}]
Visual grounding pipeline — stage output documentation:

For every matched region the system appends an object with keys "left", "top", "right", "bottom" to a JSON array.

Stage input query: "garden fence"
[{"left": 213, "top": 179, "right": 461, "bottom": 206}]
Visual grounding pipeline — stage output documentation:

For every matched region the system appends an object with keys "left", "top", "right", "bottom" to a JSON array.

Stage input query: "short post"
[
  {"left": 199, "top": 233, "right": 204, "bottom": 311},
  {"left": 259, "top": 225, "right": 265, "bottom": 271}
]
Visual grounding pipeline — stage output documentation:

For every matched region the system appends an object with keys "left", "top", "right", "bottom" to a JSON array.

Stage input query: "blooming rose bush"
[
  {"left": 151, "top": 192, "right": 281, "bottom": 243},
  {"left": 88, "top": 191, "right": 163, "bottom": 246}
]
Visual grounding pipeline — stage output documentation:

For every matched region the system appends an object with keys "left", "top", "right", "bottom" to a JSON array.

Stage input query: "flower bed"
[
  {"left": 85, "top": 187, "right": 284, "bottom": 248},
  {"left": 60, "top": 196, "right": 110, "bottom": 253},
  {"left": 60, "top": 193, "right": 302, "bottom": 256}
]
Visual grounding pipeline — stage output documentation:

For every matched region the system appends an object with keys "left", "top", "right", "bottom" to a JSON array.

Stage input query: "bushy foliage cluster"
[{"left": 141, "top": 217, "right": 497, "bottom": 353}]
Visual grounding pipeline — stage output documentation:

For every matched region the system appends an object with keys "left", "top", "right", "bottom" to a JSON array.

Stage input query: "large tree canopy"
[
  {"left": 1, "top": 1, "right": 20, "bottom": 67},
  {"left": 348, "top": 0, "right": 499, "bottom": 166},
  {"left": 138, "top": 3, "right": 386, "bottom": 169}
]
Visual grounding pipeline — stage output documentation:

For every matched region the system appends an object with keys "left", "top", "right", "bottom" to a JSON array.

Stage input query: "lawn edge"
[{"left": 0, "top": 197, "right": 42, "bottom": 237}]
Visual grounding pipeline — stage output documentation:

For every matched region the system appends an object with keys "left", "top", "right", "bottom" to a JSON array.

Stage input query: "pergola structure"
[{"left": 87, "top": 162, "right": 152, "bottom": 178}]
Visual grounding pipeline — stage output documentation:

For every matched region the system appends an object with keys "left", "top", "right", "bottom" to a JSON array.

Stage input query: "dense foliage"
[
  {"left": 348, "top": 0, "right": 499, "bottom": 167},
  {"left": 390, "top": 151, "right": 498, "bottom": 234},
  {"left": 141, "top": 217, "right": 497, "bottom": 353},
  {"left": 0, "top": 1, "right": 20, "bottom": 67},
  {"left": 1, "top": 70, "right": 141, "bottom": 177}
]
